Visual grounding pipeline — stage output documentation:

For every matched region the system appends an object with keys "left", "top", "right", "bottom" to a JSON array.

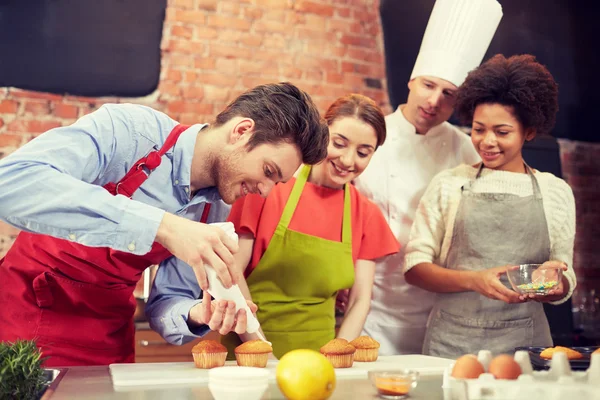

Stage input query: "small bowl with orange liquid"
[{"left": 368, "top": 370, "right": 419, "bottom": 399}]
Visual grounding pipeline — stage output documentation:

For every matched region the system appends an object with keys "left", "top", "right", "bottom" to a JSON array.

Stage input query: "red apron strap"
[
  {"left": 200, "top": 203, "right": 211, "bottom": 223},
  {"left": 104, "top": 124, "right": 191, "bottom": 197}
]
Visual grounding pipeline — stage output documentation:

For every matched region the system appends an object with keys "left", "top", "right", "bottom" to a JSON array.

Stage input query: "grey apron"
[{"left": 423, "top": 164, "right": 553, "bottom": 358}]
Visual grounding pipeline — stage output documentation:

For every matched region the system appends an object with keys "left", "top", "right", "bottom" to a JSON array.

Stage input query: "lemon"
[{"left": 276, "top": 349, "right": 336, "bottom": 400}]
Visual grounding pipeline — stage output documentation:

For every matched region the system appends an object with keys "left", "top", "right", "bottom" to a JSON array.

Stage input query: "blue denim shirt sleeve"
[
  {"left": 0, "top": 104, "right": 167, "bottom": 254},
  {"left": 145, "top": 256, "right": 210, "bottom": 345}
]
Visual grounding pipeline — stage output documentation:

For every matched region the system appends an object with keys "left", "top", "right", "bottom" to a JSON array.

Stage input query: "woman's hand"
[
  {"left": 518, "top": 261, "right": 569, "bottom": 302},
  {"left": 468, "top": 265, "right": 523, "bottom": 304}
]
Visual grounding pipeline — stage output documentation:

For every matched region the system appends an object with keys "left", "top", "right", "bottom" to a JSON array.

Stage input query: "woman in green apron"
[
  {"left": 403, "top": 54, "right": 577, "bottom": 358},
  {"left": 224, "top": 94, "right": 400, "bottom": 358}
]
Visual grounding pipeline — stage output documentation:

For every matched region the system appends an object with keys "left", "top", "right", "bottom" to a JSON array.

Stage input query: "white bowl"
[
  {"left": 209, "top": 366, "right": 270, "bottom": 380},
  {"left": 208, "top": 366, "right": 269, "bottom": 387},
  {"left": 208, "top": 382, "right": 268, "bottom": 400},
  {"left": 209, "top": 377, "right": 269, "bottom": 386}
]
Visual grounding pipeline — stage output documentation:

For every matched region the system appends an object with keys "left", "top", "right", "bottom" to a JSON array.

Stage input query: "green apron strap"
[
  {"left": 341, "top": 182, "right": 351, "bottom": 245},
  {"left": 278, "top": 164, "right": 351, "bottom": 245},
  {"left": 278, "top": 164, "right": 310, "bottom": 229}
]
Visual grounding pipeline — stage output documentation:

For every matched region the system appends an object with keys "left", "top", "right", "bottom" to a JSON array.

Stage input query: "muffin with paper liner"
[
  {"left": 234, "top": 339, "right": 273, "bottom": 368},
  {"left": 320, "top": 338, "right": 356, "bottom": 368},
  {"left": 192, "top": 340, "right": 228, "bottom": 369},
  {"left": 350, "top": 336, "right": 380, "bottom": 362}
]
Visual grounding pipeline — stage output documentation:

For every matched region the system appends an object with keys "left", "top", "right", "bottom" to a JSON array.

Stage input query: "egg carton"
[{"left": 442, "top": 350, "right": 600, "bottom": 400}]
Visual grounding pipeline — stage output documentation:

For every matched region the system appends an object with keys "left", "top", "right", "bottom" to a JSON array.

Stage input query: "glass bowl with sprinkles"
[{"left": 507, "top": 264, "right": 562, "bottom": 295}]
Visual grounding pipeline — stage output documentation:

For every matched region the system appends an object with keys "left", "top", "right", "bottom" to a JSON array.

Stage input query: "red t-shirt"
[{"left": 227, "top": 178, "right": 400, "bottom": 275}]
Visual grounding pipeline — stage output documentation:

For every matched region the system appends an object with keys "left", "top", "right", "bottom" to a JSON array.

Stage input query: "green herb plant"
[{"left": 0, "top": 340, "right": 47, "bottom": 400}]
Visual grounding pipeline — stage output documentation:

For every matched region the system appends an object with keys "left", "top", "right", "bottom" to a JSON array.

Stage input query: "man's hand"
[
  {"left": 156, "top": 213, "right": 240, "bottom": 290},
  {"left": 469, "top": 265, "right": 524, "bottom": 304},
  {"left": 189, "top": 292, "right": 259, "bottom": 335}
]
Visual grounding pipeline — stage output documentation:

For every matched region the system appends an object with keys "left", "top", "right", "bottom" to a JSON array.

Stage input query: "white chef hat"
[{"left": 410, "top": 0, "right": 503, "bottom": 87}]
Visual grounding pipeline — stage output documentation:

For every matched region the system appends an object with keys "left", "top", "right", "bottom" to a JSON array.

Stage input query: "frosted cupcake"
[
  {"left": 350, "top": 336, "right": 380, "bottom": 362},
  {"left": 191, "top": 340, "right": 228, "bottom": 369},
  {"left": 320, "top": 338, "right": 356, "bottom": 368},
  {"left": 234, "top": 340, "right": 272, "bottom": 368}
]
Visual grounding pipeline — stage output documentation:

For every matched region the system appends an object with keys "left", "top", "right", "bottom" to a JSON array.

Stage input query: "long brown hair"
[{"left": 324, "top": 94, "right": 387, "bottom": 148}]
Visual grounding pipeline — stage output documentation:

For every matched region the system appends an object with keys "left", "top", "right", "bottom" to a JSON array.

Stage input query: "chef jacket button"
[
  {"left": 184, "top": 187, "right": 189, "bottom": 193},
  {"left": 69, "top": 233, "right": 76, "bottom": 241},
  {"left": 128, "top": 243, "right": 136, "bottom": 251},
  {"left": 175, "top": 180, "right": 180, "bottom": 185}
]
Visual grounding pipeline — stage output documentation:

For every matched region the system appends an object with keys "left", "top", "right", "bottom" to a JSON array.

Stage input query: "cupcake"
[
  {"left": 350, "top": 336, "right": 380, "bottom": 362},
  {"left": 540, "top": 346, "right": 583, "bottom": 360},
  {"left": 234, "top": 340, "right": 272, "bottom": 367},
  {"left": 320, "top": 338, "right": 356, "bottom": 368},
  {"left": 191, "top": 340, "right": 228, "bottom": 369}
]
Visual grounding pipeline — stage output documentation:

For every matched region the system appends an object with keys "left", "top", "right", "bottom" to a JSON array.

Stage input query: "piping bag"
[{"left": 205, "top": 222, "right": 270, "bottom": 344}]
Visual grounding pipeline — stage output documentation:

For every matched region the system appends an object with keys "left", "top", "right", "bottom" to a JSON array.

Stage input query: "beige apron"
[
  {"left": 423, "top": 164, "right": 553, "bottom": 358},
  {"left": 223, "top": 165, "right": 355, "bottom": 358}
]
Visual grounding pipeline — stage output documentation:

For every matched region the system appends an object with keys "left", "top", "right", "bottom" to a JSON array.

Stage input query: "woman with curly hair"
[{"left": 403, "top": 54, "right": 576, "bottom": 358}]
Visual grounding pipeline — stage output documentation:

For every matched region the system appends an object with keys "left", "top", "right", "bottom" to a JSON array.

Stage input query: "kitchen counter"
[{"left": 45, "top": 365, "right": 446, "bottom": 399}]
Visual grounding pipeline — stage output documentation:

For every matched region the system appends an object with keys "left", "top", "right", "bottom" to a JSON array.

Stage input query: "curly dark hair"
[{"left": 455, "top": 54, "right": 559, "bottom": 135}]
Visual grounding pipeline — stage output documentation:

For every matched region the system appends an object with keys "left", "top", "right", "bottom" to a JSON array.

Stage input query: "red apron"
[{"left": 0, "top": 124, "right": 210, "bottom": 367}]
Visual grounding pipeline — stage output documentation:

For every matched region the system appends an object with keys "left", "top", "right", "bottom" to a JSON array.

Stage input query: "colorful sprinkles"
[{"left": 517, "top": 280, "right": 558, "bottom": 292}]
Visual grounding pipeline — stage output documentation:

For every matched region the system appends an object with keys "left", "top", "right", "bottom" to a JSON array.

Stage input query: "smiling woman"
[
  {"left": 403, "top": 54, "right": 577, "bottom": 358},
  {"left": 220, "top": 94, "right": 400, "bottom": 358},
  {"left": 456, "top": 53, "right": 560, "bottom": 173},
  {"left": 470, "top": 103, "right": 536, "bottom": 173}
]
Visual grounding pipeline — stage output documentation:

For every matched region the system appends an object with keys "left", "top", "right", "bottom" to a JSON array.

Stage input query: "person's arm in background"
[
  {"left": 145, "top": 254, "right": 257, "bottom": 345},
  {"left": 404, "top": 170, "right": 523, "bottom": 303},
  {"left": 337, "top": 259, "right": 375, "bottom": 340},
  {"left": 336, "top": 192, "right": 401, "bottom": 339}
]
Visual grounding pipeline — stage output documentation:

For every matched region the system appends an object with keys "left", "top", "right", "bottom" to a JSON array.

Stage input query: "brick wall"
[
  {"left": 0, "top": 0, "right": 389, "bottom": 257},
  {"left": 558, "top": 140, "right": 600, "bottom": 311}
]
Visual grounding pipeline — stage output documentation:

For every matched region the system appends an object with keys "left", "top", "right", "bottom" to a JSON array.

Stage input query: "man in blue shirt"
[{"left": 0, "top": 82, "right": 329, "bottom": 366}]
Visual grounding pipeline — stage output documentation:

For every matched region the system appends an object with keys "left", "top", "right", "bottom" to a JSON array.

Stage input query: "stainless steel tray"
[{"left": 39, "top": 368, "right": 67, "bottom": 400}]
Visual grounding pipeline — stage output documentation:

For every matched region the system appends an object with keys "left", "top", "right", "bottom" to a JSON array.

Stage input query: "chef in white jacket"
[{"left": 354, "top": 0, "right": 503, "bottom": 355}]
